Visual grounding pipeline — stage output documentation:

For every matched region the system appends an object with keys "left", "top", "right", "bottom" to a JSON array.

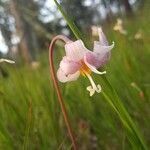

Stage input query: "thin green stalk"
[
  {"left": 22, "top": 102, "right": 32, "bottom": 150},
  {"left": 0, "top": 122, "right": 14, "bottom": 148},
  {"left": 53, "top": 0, "right": 88, "bottom": 46},
  {"left": 53, "top": 0, "right": 148, "bottom": 149},
  {"left": 102, "top": 91, "right": 146, "bottom": 149},
  {"left": 102, "top": 76, "right": 147, "bottom": 149}
]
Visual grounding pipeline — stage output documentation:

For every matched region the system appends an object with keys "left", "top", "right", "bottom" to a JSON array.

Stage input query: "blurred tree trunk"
[
  {"left": 123, "top": 0, "right": 133, "bottom": 15},
  {"left": 117, "top": 0, "right": 123, "bottom": 16},
  {"left": 23, "top": 0, "right": 40, "bottom": 60},
  {"left": 61, "top": 0, "right": 98, "bottom": 33},
  {"left": 0, "top": 25, "right": 12, "bottom": 52},
  {"left": 0, "top": 1, "right": 13, "bottom": 54},
  {"left": 101, "top": 0, "right": 113, "bottom": 22},
  {"left": 9, "top": 0, "right": 31, "bottom": 63}
]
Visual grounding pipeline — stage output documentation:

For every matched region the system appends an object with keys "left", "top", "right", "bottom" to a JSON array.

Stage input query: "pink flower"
[{"left": 57, "top": 28, "right": 114, "bottom": 96}]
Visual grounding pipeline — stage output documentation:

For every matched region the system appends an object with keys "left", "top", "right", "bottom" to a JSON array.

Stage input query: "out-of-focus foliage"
[
  {"left": 0, "top": 0, "right": 144, "bottom": 63},
  {"left": 0, "top": 0, "right": 150, "bottom": 149},
  {"left": 0, "top": 6, "right": 150, "bottom": 147},
  {"left": 60, "top": 0, "right": 99, "bottom": 31}
]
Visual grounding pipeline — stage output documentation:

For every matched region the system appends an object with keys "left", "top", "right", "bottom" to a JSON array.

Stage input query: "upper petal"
[
  {"left": 59, "top": 56, "right": 81, "bottom": 75},
  {"left": 57, "top": 68, "right": 80, "bottom": 83},
  {"left": 84, "top": 53, "right": 106, "bottom": 74},
  {"left": 98, "top": 28, "right": 108, "bottom": 46},
  {"left": 84, "top": 51, "right": 102, "bottom": 68},
  {"left": 93, "top": 41, "right": 114, "bottom": 66},
  {"left": 85, "top": 28, "right": 114, "bottom": 69},
  {"left": 92, "top": 45, "right": 111, "bottom": 67},
  {"left": 65, "top": 40, "right": 88, "bottom": 61},
  {"left": 93, "top": 41, "right": 114, "bottom": 54}
]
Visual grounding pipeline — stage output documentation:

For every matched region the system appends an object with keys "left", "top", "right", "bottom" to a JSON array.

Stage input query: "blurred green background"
[{"left": 0, "top": 0, "right": 150, "bottom": 149}]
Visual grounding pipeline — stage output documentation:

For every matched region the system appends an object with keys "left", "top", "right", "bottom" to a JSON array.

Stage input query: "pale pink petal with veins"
[
  {"left": 93, "top": 41, "right": 114, "bottom": 54},
  {"left": 98, "top": 27, "right": 108, "bottom": 46},
  {"left": 57, "top": 68, "right": 80, "bottom": 83},
  {"left": 59, "top": 56, "right": 81, "bottom": 75},
  {"left": 65, "top": 40, "right": 88, "bottom": 61}
]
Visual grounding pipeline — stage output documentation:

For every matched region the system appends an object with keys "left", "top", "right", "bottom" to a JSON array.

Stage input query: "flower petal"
[
  {"left": 57, "top": 68, "right": 80, "bottom": 83},
  {"left": 93, "top": 41, "right": 114, "bottom": 54},
  {"left": 84, "top": 52, "right": 102, "bottom": 68},
  {"left": 84, "top": 55, "right": 106, "bottom": 75},
  {"left": 98, "top": 27, "right": 108, "bottom": 46},
  {"left": 84, "top": 51, "right": 110, "bottom": 69},
  {"left": 59, "top": 56, "right": 81, "bottom": 75},
  {"left": 93, "top": 41, "right": 114, "bottom": 67},
  {"left": 65, "top": 40, "right": 88, "bottom": 61}
]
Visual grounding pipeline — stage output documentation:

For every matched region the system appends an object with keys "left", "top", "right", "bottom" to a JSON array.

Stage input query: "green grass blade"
[
  {"left": 53, "top": 0, "right": 82, "bottom": 40},
  {"left": 102, "top": 76, "right": 148, "bottom": 150}
]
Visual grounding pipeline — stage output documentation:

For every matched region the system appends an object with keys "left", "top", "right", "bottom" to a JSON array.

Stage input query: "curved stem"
[{"left": 49, "top": 35, "right": 77, "bottom": 150}]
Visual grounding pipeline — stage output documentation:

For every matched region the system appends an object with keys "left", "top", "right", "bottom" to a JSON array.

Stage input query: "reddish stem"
[{"left": 49, "top": 35, "right": 77, "bottom": 150}]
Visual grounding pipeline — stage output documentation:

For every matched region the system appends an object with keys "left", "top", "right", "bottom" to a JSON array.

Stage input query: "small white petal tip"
[
  {"left": 98, "top": 27, "right": 102, "bottom": 33},
  {"left": 101, "top": 71, "right": 106, "bottom": 74},
  {"left": 93, "top": 69, "right": 106, "bottom": 75},
  {"left": 0, "top": 59, "right": 15, "bottom": 64}
]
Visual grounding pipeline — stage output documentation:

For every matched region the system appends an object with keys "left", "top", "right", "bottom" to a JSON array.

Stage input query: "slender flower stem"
[{"left": 49, "top": 35, "right": 77, "bottom": 150}]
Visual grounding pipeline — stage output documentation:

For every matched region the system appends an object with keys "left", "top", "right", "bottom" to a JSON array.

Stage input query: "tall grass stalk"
[
  {"left": 53, "top": 0, "right": 148, "bottom": 149},
  {"left": 22, "top": 101, "right": 32, "bottom": 150}
]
